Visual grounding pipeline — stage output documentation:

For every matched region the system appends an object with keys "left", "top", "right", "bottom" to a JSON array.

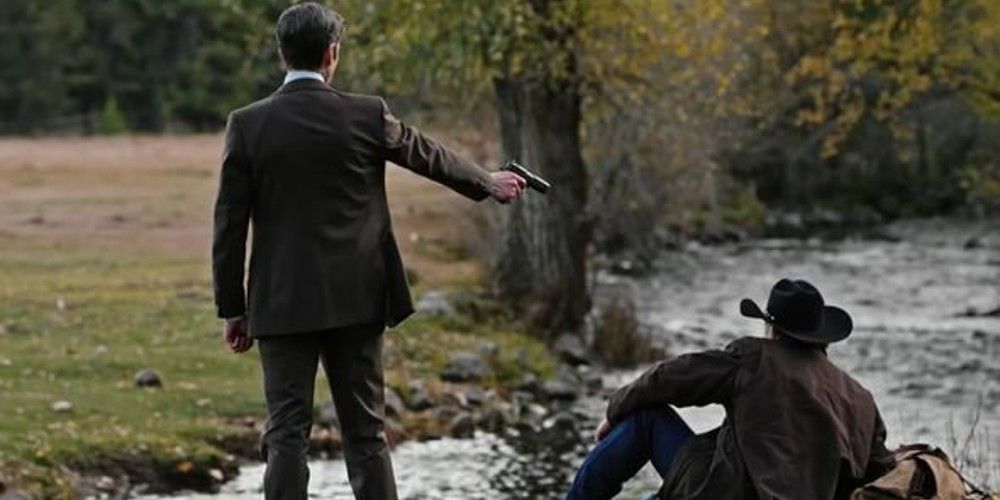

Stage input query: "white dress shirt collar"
[{"left": 283, "top": 70, "right": 325, "bottom": 84}]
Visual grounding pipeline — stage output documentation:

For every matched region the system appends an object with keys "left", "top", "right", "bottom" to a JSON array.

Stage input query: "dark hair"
[{"left": 275, "top": 2, "right": 345, "bottom": 70}]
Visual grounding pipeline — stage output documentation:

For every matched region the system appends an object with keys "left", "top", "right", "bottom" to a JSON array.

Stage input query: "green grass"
[{"left": 0, "top": 236, "right": 553, "bottom": 496}]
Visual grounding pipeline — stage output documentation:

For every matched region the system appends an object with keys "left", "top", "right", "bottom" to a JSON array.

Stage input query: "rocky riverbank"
[{"left": 82, "top": 355, "right": 601, "bottom": 498}]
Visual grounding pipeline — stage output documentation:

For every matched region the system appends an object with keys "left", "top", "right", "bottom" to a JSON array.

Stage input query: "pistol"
[{"left": 501, "top": 160, "right": 551, "bottom": 194}]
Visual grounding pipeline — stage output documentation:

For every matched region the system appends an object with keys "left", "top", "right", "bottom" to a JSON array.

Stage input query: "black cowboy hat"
[{"left": 740, "top": 279, "right": 853, "bottom": 344}]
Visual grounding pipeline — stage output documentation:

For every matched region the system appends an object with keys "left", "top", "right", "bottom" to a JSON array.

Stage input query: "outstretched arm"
[
  {"left": 212, "top": 112, "right": 253, "bottom": 352},
  {"left": 381, "top": 99, "right": 525, "bottom": 202}
]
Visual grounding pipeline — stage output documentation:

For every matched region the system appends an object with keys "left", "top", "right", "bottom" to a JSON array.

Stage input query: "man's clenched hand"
[
  {"left": 223, "top": 317, "right": 253, "bottom": 353},
  {"left": 488, "top": 171, "right": 527, "bottom": 204}
]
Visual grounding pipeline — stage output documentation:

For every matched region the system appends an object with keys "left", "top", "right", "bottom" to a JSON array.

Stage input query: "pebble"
[
  {"left": 963, "top": 236, "right": 982, "bottom": 250},
  {"left": 415, "top": 290, "right": 455, "bottom": 316},
  {"left": 51, "top": 400, "right": 73, "bottom": 413},
  {"left": 315, "top": 400, "right": 340, "bottom": 428},
  {"left": 542, "top": 379, "right": 579, "bottom": 401},
  {"left": 463, "top": 387, "right": 488, "bottom": 406},
  {"left": 0, "top": 490, "right": 32, "bottom": 500},
  {"left": 449, "top": 412, "right": 475, "bottom": 439},
  {"left": 134, "top": 369, "right": 163, "bottom": 388},
  {"left": 476, "top": 408, "right": 507, "bottom": 433},
  {"left": 308, "top": 425, "right": 342, "bottom": 455},
  {"left": 515, "top": 373, "right": 540, "bottom": 394},
  {"left": 476, "top": 341, "right": 499, "bottom": 359},
  {"left": 555, "top": 333, "right": 590, "bottom": 366},
  {"left": 440, "top": 351, "right": 491, "bottom": 382},
  {"left": 405, "top": 387, "right": 435, "bottom": 411}
]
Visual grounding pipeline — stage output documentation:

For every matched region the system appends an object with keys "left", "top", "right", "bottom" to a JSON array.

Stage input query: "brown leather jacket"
[{"left": 607, "top": 337, "right": 896, "bottom": 500}]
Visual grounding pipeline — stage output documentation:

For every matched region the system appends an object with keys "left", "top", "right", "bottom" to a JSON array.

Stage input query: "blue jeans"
[{"left": 565, "top": 408, "right": 694, "bottom": 500}]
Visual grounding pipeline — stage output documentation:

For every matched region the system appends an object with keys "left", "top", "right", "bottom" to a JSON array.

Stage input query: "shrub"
[
  {"left": 98, "top": 96, "right": 127, "bottom": 135},
  {"left": 591, "top": 295, "right": 666, "bottom": 367}
]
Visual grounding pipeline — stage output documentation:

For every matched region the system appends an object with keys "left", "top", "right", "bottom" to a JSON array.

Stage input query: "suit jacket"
[
  {"left": 212, "top": 78, "right": 491, "bottom": 336},
  {"left": 606, "top": 337, "right": 896, "bottom": 500}
]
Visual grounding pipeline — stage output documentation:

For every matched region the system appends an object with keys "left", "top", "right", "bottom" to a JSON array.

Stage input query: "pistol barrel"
[{"left": 501, "top": 161, "right": 551, "bottom": 194}]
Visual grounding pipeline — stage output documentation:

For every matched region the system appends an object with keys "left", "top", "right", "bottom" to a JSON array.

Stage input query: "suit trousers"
[{"left": 257, "top": 323, "right": 397, "bottom": 500}]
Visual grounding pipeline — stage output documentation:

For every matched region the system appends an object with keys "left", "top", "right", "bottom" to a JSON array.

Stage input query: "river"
[{"left": 143, "top": 217, "right": 999, "bottom": 499}]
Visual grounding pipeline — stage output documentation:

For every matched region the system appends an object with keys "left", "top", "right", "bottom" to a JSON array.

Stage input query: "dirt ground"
[{"left": 0, "top": 133, "right": 498, "bottom": 287}]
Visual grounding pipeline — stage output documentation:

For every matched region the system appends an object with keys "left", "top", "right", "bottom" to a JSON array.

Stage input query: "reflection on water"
[{"left": 143, "top": 218, "right": 999, "bottom": 499}]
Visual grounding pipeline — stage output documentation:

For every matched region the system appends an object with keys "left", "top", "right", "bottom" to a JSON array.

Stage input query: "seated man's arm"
[
  {"left": 380, "top": 99, "right": 493, "bottom": 200},
  {"left": 606, "top": 339, "right": 754, "bottom": 425},
  {"left": 863, "top": 410, "right": 896, "bottom": 482}
]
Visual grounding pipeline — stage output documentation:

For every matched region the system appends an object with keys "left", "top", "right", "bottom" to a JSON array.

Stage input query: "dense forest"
[{"left": 2, "top": 1, "right": 998, "bottom": 298}]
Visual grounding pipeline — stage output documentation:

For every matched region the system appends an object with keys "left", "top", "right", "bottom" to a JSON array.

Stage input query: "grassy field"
[{"left": 0, "top": 135, "right": 552, "bottom": 497}]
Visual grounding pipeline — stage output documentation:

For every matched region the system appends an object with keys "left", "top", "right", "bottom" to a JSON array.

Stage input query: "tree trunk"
[{"left": 492, "top": 78, "right": 590, "bottom": 336}]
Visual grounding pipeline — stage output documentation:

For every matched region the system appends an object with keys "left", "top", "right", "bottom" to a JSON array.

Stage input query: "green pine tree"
[{"left": 97, "top": 95, "right": 127, "bottom": 135}]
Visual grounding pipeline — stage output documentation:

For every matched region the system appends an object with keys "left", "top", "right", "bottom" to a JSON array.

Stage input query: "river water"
[{"left": 144, "top": 218, "right": 999, "bottom": 499}]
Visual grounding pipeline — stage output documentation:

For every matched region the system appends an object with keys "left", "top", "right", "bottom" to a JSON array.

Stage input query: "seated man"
[{"left": 566, "top": 279, "right": 896, "bottom": 500}]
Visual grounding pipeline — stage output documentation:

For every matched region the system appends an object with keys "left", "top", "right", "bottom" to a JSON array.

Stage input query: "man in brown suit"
[
  {"left": 565, "top": 279, "right": 897, "bottom": 500},
  {"left": 211, "top": 3, "right": 526, "bottom": 499}
]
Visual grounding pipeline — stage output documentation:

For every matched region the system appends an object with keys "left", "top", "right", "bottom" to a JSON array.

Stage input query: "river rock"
[
  {"left": 542, "top": 367, "right": 582, "bottom": 401},
  {"left": 315, "top": 400, "right": 340, "bottom": 428},
  {"left": 385, "top": 417, "right": 408, "bottom": 446},
  {"left": 963, "top": 236, "right": 983, "bottom": 250},
  {"left": 51, "top": 400, "right": 73, "bottom": 413},
  {"left": 554, "top": 334, "right": 589, "bottom": 366},
  {"left": 415, "top": 290, "right": 455, "bottom": 316},
  {"left": 308, "top": 425, "right": 342, "bottom": 455},
  {"left": 406, "top": 387, "right": 435, "bottom": 411},
  {"left": 577, "top": 366, "right": 605, "bottom": 392},
  {"left": 463, "top": 387, "right": 488, "bottom": 407},
  {"left": 764, "top": 212, "right": 805, "bottom": 237},
  {"left": 449, "top": 412, "right": 475, "bottom": 438},
  {"left": 539, "top": 412, "right": 581, "bottom": 449},
  {"left": 477, "top": 407, "right": 507, "bottom": 433},
  {"left": 0, "top": 490, "right": 32, "bottom": 500},
  {"left": 516, "top": 373, "right": 540, "bottom": 394},
  {"left": 542, "top": 380, "right": 578, "bottom": 401},
  {"left": 440, "top": 351, "right": 491, "bottom": 382},
  {"left": 543, "top": 411, "right": 578, "bottom": 434},
  {"left": 134, "top": 369, "right": 163, "bottom": 388},
  {"left": 384, "top": 387, "right": 406, "bottom": 418},
  {"left": 476, "top": 341, "right": 499, "bottom": 359}
]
